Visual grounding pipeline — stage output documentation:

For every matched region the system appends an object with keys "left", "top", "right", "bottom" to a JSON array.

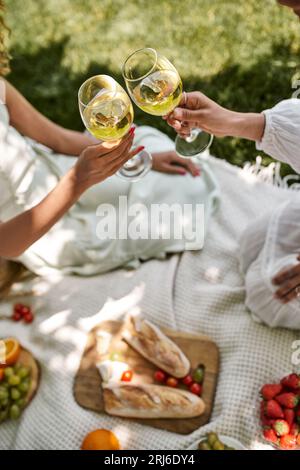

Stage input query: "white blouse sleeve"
[{"left": 256, "top": 99, "right": 300, "bottom": 173}]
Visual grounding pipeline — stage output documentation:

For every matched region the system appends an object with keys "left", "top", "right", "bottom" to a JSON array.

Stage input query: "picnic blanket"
[{"left": 0, "top": 155, "right": 299, "bottom": 450}]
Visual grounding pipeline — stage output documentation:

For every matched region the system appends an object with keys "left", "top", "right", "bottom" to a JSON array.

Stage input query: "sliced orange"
[
  {"left": 0, "top": 338, "right": 21, "bottom": 368},
  {"left": 81, "top": 429, "right": 120, "bottom": 450}
]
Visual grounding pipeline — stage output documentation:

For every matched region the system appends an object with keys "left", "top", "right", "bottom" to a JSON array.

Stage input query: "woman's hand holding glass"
[
  {"left": 122, "top": 48, "right": 213, "bottom": 159},
  {"left": 78, "top": 74, "right": 152, "bottom": 181},
  {"left": 164, "top": 92, "right": 232, "bottom": 138},
  {"left": 72, "top": 132, "right": 142, "bottom": 193},
  {"left": 165, "top": 91, "right": 265, "bottom": 143}
]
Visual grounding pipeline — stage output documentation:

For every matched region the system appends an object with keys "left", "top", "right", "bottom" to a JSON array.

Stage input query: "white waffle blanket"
[{"left": 0, "top": 156, "right": 299, "bottom": 450}]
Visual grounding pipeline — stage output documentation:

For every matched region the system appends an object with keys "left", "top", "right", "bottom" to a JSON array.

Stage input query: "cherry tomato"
[
  {"left": 20, "top": 306, "right": 31, "bottom": 316},
  {"left": 166, "top": 377, "right": 179, "bottom": 388},
  {"left": 24, "top": 313, "right": 34, "bottom": 324},
  {"left": 189, "top": 382, "right": 202, "bottom": 396},
  {"left": 12, "top": 312, "right": 22, "bottom": 322},
  {"left": 121, "top": 370, "right": 133, "bottom": 382},
  {"left": 182, "top": 375, "right": 193, "bottom": 386},
  {"left": 154, "top": 370, "right": 166, "bottom": 383},
  {"left": 14, "top": 304, "right": 24, "bottom": 313}
]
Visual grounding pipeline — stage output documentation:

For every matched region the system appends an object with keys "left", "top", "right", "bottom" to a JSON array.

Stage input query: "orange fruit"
[
  {"left": 0, "top": 338, "right": 21, "bottom": 368},
  {"left": 0, "top": 368, "right": 4, "bottom": 381},
  {"left": 81, "top": 429, "right": 120, "bottom": 451}
]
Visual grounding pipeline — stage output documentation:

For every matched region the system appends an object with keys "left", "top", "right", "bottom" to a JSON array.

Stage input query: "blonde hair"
[{"left": 0, "top": 0, "right": 10, "bottom": 76}]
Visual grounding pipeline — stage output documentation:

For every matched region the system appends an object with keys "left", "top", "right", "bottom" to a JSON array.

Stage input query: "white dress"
[
  {"left": 240, "top": 98, "right": 300, "bottom": 329},
  {"left": 0, "top": 103, "right": 220, "bottom": 275}
]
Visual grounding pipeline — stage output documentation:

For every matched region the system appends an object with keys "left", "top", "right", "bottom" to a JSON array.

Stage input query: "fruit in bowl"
[
  {"left": 195, "top": 432, "right": 245, "bottom": 450},
  {"left": 260, "top": 373, "right": 300, "bottom": 450},
  {"left": 0, "top": 338, "right": 40, "bottom": 423}
]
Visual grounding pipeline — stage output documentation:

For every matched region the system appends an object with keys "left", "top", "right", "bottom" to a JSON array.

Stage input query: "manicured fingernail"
[
  {"left": 180, "top": 170, "right": 187, "bottom": 175},
  {"left": 137, "top": 146, "right": 145, "bottom": 152},
  {"left": 129, "top": 126, "right": 136, "bottom": 135},
  {"left": 195, "top": 170, "right": 201, "bottom": 176}
]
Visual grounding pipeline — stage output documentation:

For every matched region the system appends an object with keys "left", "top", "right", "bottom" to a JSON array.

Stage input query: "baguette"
[
  {"left": 122, "top": 315, "right": 190, "bottom": 378},
  {"left": 103, "top": 382, "right": 205, "bottom": 419}
]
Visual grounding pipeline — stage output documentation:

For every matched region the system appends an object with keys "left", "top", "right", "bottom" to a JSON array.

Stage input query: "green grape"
[
  {"left": 8, "top": 375, "right": 21, "bottom": 386},
  {"left": 0, "top": 408, "right": 9, "bottom": 422},
  {"left": 198, "top": 441, "right": 211, "bottom": 450},
  {"left": 19, "top": 380, "right": 30, "bottom": 394},
  {"left": 4, "top": 367, "right": 14, "bottom": 378},
  {"left": 207, "top": 432, "right": 218, "bottom": 447},
  {"left": 0, "top": 398, "right": 9, "bottom": 408},
  {"left": 213, "top": 440, "right": 225, "bottom": 450},
  {"left": 0, "top": 386, "right": 9, "bottom": 401},
  {"left": 11, "top": 388, "right": 21, "bottom": 401},
  {"left": 9, "top": 404, "right": 21, "bottom": 419},
  {"left": 17, "top": 367, "right": 30, "bottom": 379},
  {"left": 16, "top": 398, "right": 26, "bottom": 409}
]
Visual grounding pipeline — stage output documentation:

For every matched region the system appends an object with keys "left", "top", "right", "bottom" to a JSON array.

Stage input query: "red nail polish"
[{"left": 137, "top": 146, "right": 145, "bottom": 151}]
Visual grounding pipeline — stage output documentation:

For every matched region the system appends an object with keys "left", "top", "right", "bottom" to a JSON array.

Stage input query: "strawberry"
[
  {"left": 261, "top": 401, "right": 271, "bottom": 426},
  {"left": 279, "top": 434, "right": 297, "bottom": 450},
  {"left": 297, "top": 434, "right": 300, "bottom": 447},
  {"left": 261, "top": 414, "right": 275, "bottom": 428},
  {"left": 265, "top": 399, "right": 284, "bottom": 419},
  {"left": 263, "top": 428, "right": 278, "bottom": 444},
  {"left": 273, "top": 419, "right": 290, "bottom": 437},
  {"left": 281, "top": 374, "right": 300, "bottom": 391},
  {"left": 290, "top": 422, "right": 299, "bottom": 436},
  {"left": 284, "top": 409, "right": 295, "bottom": 429},
  {"left": 276, "top": 393, "right": 299, "bottom": 409},
  {"left": 260, "top": 383, "right": 282, "bottom": 400}
]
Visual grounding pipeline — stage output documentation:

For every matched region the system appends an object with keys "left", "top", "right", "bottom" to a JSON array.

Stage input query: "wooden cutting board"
[
  {"left": 19, "top": 348, "right": 40, "bottom": 406},
  {"left": 73, "top": 320, "right": 219, "bottom": 434}
]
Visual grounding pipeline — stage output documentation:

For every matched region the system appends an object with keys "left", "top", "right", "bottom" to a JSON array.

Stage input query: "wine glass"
[
  {"left": 122, "top": 47, "right": 213, "bottom": 159},
  {"left": 78, "top": 74, "right": 152, "bottom": 182}
]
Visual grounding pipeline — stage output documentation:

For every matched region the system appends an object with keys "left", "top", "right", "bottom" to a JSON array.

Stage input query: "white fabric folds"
[
  {"left": 257, "top": 98, "right": 300, "bottom": 173},
  {"left": 0, "top": 103, "right": 220, "bottom": 275},
  {"left": 242, "top": 98, "right": 300, "bottom": 329}
]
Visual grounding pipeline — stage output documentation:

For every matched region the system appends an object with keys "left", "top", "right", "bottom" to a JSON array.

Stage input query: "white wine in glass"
[
  {"left": 78, "top": 75, "right": 152, "bottom": 181},
  {"left": 122, "top": 48, "right": 213, "bottom": 159},
  {"left": 123, "top": 48, "right": 182, "bottom": 116}
]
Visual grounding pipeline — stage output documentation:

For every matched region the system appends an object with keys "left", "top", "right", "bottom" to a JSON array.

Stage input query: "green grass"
[{"left": 5, "top": 0, "right": 300, "bottom": 173}]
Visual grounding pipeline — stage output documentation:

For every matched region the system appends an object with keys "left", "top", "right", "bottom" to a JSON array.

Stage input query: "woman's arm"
[
  {"left": 165, "top": 93, "right": 300, "bottom": 173},
  {"left": 0, "top": 132, "right": 141, "bottom": 258},
  {"left": 4, "top": 79, "right": 96, "bottom": 156},
  {"left": 164, "top": 91, "right": 265, "bottom": 141},
  {"left": 0, "top": 169, "right": 83, "bottom": 258}
]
